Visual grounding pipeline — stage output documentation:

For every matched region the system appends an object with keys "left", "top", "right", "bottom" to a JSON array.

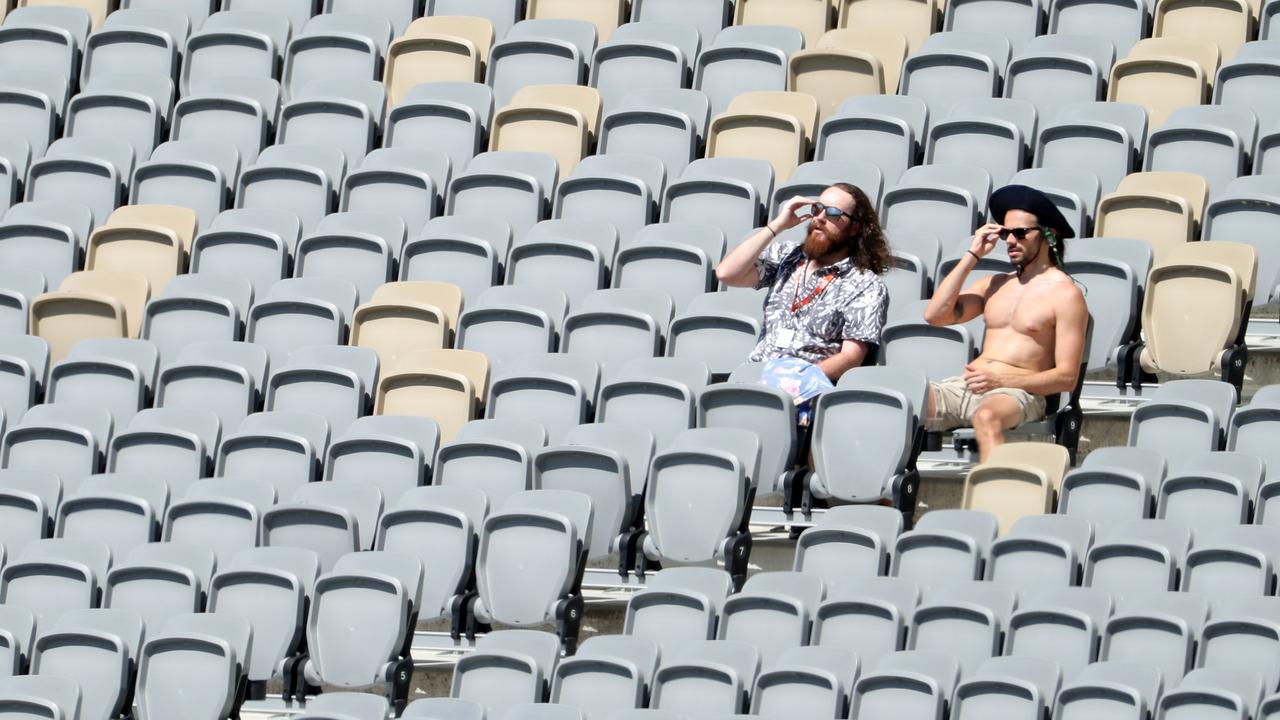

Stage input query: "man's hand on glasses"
[
  {"left": 768, "top": 195, "right": 821, "bottom": 235},
  {"left": 969, "top": 222, "right": 1006, "bottom": 258}
]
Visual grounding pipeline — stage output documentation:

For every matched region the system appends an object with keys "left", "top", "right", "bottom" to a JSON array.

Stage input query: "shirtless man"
[{"left": 923, "top": 184, "right": 1089, "bottom": 462}]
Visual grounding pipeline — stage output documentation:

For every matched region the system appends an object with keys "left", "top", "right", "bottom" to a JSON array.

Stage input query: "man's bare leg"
[{"left": 971, "top": 394, "right": 1024, "bottom": 463}]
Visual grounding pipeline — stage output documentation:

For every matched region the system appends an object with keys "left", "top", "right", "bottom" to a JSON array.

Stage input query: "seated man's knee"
[{"left": 972, "top": 404, "right": 999, "bottom": 430}]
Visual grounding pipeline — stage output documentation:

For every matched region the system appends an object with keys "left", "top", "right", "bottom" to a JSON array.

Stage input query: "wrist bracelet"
[
  {"left": 765, "top": 225, "right": 777, "bottom": 238},
  {"left": 966, "top": 249, "right": 981, "bottom": 262}
]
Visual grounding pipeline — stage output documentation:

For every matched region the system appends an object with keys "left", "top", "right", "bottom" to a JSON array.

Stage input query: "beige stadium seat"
[
  {"left": 735, "top": 0, "right": 834, "bottom": 49},
  {"left": 836, "top": 0, "right": 937, "bottom": 54},
  {"left": 1153, "top": 0, "right": 1252, "bottom": 61},
  {"left": 350, "top": 281, "right": 464, "bottom": 372},
  {"left": 525, "top": 0, "right": 626, "bottom": 41},
  {"left": 1095, "top": 171, "right": 1208, "bottom": 264},
  {"left": 19, "top": 0, "right": 107, "bottom": 28},
  {"left": 383, "top": 16, "right": 496, "bottom": 106},
  {"left": 706, "top": 90, "right": 819, "bottom": 180},
  {"left": 85, "top": 206, "right": 198, "bottom": 295},
  {"left": 1108, "top": 37, "right": 1220, "bottom": 127},
  {"left": 1138, "top": 240, "right": 1257, "bottom": 381},
  {"left": 0, "top": 0, "right": 12, "bottom": 22},
  {"left": 31, "top": 270, "right": 151, "bottom": 361},
  {"left": 374, "top": 349, "right": 489, "bottom": 441},
  {"left": 789, "top": 28, "right": 909, "bottom": 120},
  {"left": 962, "top": 442, "right": 1069, "bottom": 534},
  {"left": 490, "top": 85, "right": 602, "bottom": 175}
]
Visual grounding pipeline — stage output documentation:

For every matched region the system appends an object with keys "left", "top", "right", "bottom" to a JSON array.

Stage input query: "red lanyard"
[{"left": 791, "top": 271, "right": 835, "bottom": 313}]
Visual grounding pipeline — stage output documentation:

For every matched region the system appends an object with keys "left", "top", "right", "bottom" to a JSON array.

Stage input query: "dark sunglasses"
[
  {"left": 812, "top": 202, "right": 852, "bottom": 221},
  {"left": 1001, "top": 226, "right": 1038, "bottom": 240}
]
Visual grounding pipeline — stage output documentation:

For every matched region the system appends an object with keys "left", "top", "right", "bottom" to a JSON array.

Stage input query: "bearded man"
[{"left": 715, "top": 182, "right": 892, "bottom": 382}]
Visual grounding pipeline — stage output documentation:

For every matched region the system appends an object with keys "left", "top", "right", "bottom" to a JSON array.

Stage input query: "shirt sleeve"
[
  {"left": 754, "top": 237, "right": 793, "bottom": 291},
  {"left": 841, "top": 277, "right": 890, "bottom": 345}
]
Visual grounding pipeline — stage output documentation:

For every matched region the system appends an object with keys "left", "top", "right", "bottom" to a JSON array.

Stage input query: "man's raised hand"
[
  {"left": 769, "top": 195, "right": 819, "bottom": 234},
  {"left": 969, "top": 223, "right": 1004, "bottom": 259}
]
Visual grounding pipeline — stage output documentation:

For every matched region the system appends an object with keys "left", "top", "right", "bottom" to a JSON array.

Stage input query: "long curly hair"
[{"left": 832, "top": 182, "right": 893, "bottom": 276}]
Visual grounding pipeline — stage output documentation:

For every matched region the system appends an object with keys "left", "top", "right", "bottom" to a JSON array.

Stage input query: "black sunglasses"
[
  {"left": 812, "top": 202, "right": 852, "bottom": 221},
  {"left": 1001, "top": 226, "right": 1038, "bottom": 240}
]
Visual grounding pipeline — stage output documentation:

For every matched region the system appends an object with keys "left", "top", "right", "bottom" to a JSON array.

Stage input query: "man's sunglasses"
[
  {"left": 812, "top": 202, "right": 852, "bottom": 221},
  {"left": 1001, "top": 226, "right": 1038, "bottom": 240}
]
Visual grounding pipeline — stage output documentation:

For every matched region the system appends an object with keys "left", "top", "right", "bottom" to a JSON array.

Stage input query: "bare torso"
[{"left": 974, "top": 268, "right": 1076, "bottom": 377}]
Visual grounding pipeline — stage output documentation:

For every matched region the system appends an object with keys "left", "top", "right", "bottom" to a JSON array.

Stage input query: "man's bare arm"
[
  {"left": 815, "top": 339, "right": 870, "bottom": 382},
  {"left": 924, "top": 223, "right": 1003, "bottom": 326},
  {"left": 716, "top": 195, "right": 815, "bottom": 287}
]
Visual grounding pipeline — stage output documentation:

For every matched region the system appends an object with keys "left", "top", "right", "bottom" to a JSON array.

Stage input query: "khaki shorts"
[{"left": 926, "top": 376, "right": 1047, "bottom": 432}]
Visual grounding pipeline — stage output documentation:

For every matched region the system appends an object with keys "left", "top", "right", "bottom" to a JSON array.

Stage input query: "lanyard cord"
[{"left": 791, "top": 264, "right": 836, "bottom": 313}]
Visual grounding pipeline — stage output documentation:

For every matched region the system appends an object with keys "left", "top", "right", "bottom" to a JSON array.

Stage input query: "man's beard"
[{"left": 803, "top": 224, "right": 847, "bottom": 259}]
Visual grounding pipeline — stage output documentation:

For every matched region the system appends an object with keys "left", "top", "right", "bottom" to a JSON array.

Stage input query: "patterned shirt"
[{"left": 748, "top": 237, "right": 890, "bottom": 364}]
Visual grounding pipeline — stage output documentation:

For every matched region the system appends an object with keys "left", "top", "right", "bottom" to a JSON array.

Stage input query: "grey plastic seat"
[
  {"left": 590, "top": 22, "right": 699, "bottom": 113},
  {"left": 554, "top": 154, "right": 665, "bottom": 247},
  {"left": 900, "top": 32, "right": 1011, "bottom": 123},
  {"left": 0, "top": 334, "right": 48, "bottom": 426},
  {"left": 1004, "top": 586, "right": 1112, "bottom": 681},
  {"left": 1181, "top": 525, "right": 1280, "bottom": 604},
  {"left": 598, "top": 88, "right": 709, "bottom": 177},
  {"left": 1053, "top": 660, "right": 1162, "bottom": 720},
  {"left": 1101, "top": 590, "right": 1208, "bottom": 685},
  {"left": 661, "top": 157, "right": 773, "bottom": 253},
  {"left": 207, "top": 546, "right": 320, "bottom": 689},
  {"left": 926, "top": 109, "right": 1029, "bottom": 186},
  {"left": 908, "top": 580, "right": 1017, "bottom": 678},
  {"left": 55, "top": 473, "right": 167, "bottom": 563},
  {"left": 1157, "top": 451, "right": 1263, "bottom": 533},
  {"left": 1156, "top": 667, "right": 1265, "bottom": 720},
  {"left": 63, "top": 85, "right": 164, "bottom": 166},
  {"left": 694, "top": 25, "right": 800, "bottom": 115},
  {"left": 0, "top": 267, "right": 42, "bottom": 335},
  {"left": 1036, "top": 101, "right": 1148, "bottom": 193},
  {"left": 951, "top": 656, "right": 1062, "bottom": 720},
  {"left": 1085, "top": 518, "right": 1192, "bottom": 599},
  {"left": 246, "top": 276, "right": 359, "bottom": 368},
  {"left": 551, "top": 634, "right": 660, "bottom": 718},
  {"left": 101, "top": 541, "right": 214, "bottom": 639},
  {"left": 342, "top": 147, "right": 450, "bottom": 238},
  {"left": 612, "top": 225, "right": 720, "bottom": 313},
  {"left": 400, "top": 214, "right": 511, "bottom": 305},
  {"left": 1049, "top": 0, "right": 1145, "bottom": 56},
  {"left": 487, "top": 354, "right": 600, "bottom": 444},
  {"left": 1004, "top": 35, "right": 1113, "bottom": 126},
  {"left": 376, "top": 485, "right": 487, "bottom": 622},
  {"left": 595, "top": 357, "right": 709, "bottom": 450},
  {"left": 0, "top": 14, "right": 77, "bottom": 116},
  {"left": 1127, "top": 379, "right": 1237, "bottom": 471},
  {"left": 162, "top": 476, "right": 275, "bottom": 567},
  {"left": 881, "top": 174, "right": 990, "bottom": 262},
  {"left": 0, "top": 83, "right": 56, "bottom": 167},
  {"left": 795, "top": 505, "right": 905, "bottom": 584},
  {"left": 236, "top": 144, "right": 345, "bottom": 234},
  {"left": 1197, "top": 595, "right": 1280, "bottom": 695},
  {"left": 1060, "top": 237, "right": 1149, "bottom": 373},
  {"left": 261, "top": 479, "right": 380, "bottom": 573},
  {"left": 325, "top": 414, "right": 438, "bottom": 509},
  {"left": 403, "top": 697, "right": 485, "bottom": 720},
  {"left": 29, "top": 607, "right": 142, "bottom": 720},
  {"left": 190, "top": 207, "right": 302, "bottom": 298},
  {"left": 0, "top": 469, "right": 60, "bottom": 560},
  {"left": 1057, "top": 446, "right": 1165, "bottom": 534},
  {"left": 1203, "top": 175, "right": 1280, "bottom": 306},
  {"left": 2, "top": 403, "right": 110, "bottom": 498},
  {"left": 506, "top": 219, "right": 618, "bottom": 308},
  {"left": 816, "top": 95, "right": 929, "bottom": 186},
  {"left": 298, "top": 551, "right": 417, "bottom": 713},
  {"left": 0, "top": 674, "right": 82, "bottom": 720},
  {"left": 717, "top": 571, "right": 824, "bottom": 665},
  {"left": 0, "top": 538, "right": 111, "bottom": 630},
  {"left": 170, "top": 77, "right": 280, "bottom": 166},
  {"left": 445, "top": 151, "right": 556, "bottom": 242},
  {"left": 278, "top": 79, "right": 387, "bottom": 168},
  {"left": 47, "top": 338, "right": 157, "bottom": 429},
  {"left": 451, "top": 629, "right": 562, "bottom": 718},
  {"left": 384, "top": 82, "right": 494, "bottom": 174},
  {"left": 749, "top": 645, "right": 859, "bottom": 720},
  {"left": 457, "top": 285, "right": 568, "bottom": 370},
  {"left": 216, "top": 410, "right": 329, "bottom": 502},
  {"left": 850, "top": 650, "right": 960, "bottom": 720},
  {"left": 135, "top": 613, "right": 250, "bottom": 720},
  {"left": 623, "top": 566, "right": 733, "bottom": 652},
  {"left": 281, "top": 13, "right": 393, "bottom": 102},
  {"left": 694, "top": 362, "right": 793, "bottom": 496},
  {"left": 0, "top": 202, "right": 90, "bottom": 293},
  {"left": 180, "top": 11, "right": 289, "bottom": 94},
  {"left": 944, "top": 0, "right": 1043, "bottom": 53},
  {"left": 560, "top": 288, "right": 674, "bottom": 382},
  {"left": 1215, "top": 41, "right": 1280, "bottom": 130},
  {"left": 650, "top": 639, "right": 761, "bottom": 716},
  {"left": 630, "top": 0, "right": 729, "bottom": 44},
  {"left": 892, "top": 509, "right": 1000, "bottom": 587},
  {"left": 25, "top": 138, "right": 129, "bottom": 225},
  {"left": 299, "top": 691, "right": 393, "bottom": 720},
  {"left": 487, "top": 18, "right": 597, "bottom": 106},
  {"left": 666, "top": 286, "right": 762, "bottom": 376},
  {"left": 130, "top": 141, "right": 238, "bottom": 232},
  {"left": 141, "top": 274, "right": 253, "bottom": 368},
  {"left": 154, "top": 340, "right": 267, "bottom": 433},
  {"left": 1145, "top": 105, "right": 1256, "bottom": 196},
  {"left": 988, "top": 514, "right": 1094, "bottom": 598}
]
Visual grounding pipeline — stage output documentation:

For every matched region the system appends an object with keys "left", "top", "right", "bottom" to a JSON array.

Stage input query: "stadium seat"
[
  {"left": 849, "top": 650, "right": 959, "bottom": 720},
  {"left": 506, "top": 218, "right": 617, "bottom": 308},
  {"left": 456, "top": 285, "right": 567, "bottom": 366},
  {"left": 1108, "top": 37, "right": 1221, "bottom": 128},
  {"left": 0, "top": 537, "right": 111, "bottom": 629},
  {"left": 589, "top": 21, "right": 699, "bottom": 113},
  {"left": 488, "top": 354, "right": 600, "bottom": 442},
  {"left": 1004, "top": 586, "right": 1112, "bottom": 680},
  {"left": 1101, "top": 590, "right": 1208, "bottom": 685},
  {"left": 488, "top": 18, "right": 597, "bottom": 107},
  {"left": 623, "top": 566, "right": 733, "bottom": 652},
  {"left": 551, "top": 634, "right": 659, "bottom": 717},
  {"left": 555, "top": 154, "right": 664, "bottom": 247},
  {"left": 341, "top": 148, "right": 449, "bottom": 238},
  {"left": 667, "top": 291, "right": 764, "bottom": 377},
  {"left": 375, "top": 348, "right": 489, "bottom": 442},
  {"left": 649, "top": 639, "right": 761, "bottom": 716},
  {"left": 154, "top": 340, "right": 266, "bottom": 432},
  {"left": 102, "top": 541, "right": 214, "bottom": 636},
  {"left": 325, "top": 414, "right": 438, "bottom": 508},
  {"left": 216, "top": 410, "right": 330, "bottom": 501},
  {"left": 1053, "top": 660, "right": 1162, "bottom": 719},
  {"left": 559, "top": 288, "right": 674, "bottom": 381},
  {"left": 694, "top": 25, "right": 802, "bottom": 115},
  {"left": 246, "top": 276, "right": 358, "bottom": 367},
  {"left": 400, "top": 215, "right": 510, "bottom": 306},
  {"left": 598, "top": 88, "right": 709, "bottom": 177},
  {"left": 451, "top": 630, "right": 561, "bottom": 717}
]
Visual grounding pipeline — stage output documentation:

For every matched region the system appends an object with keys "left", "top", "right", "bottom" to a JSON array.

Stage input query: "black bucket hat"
[{"left": 989, "top": 184, "right": 1076, "bottom": 240}]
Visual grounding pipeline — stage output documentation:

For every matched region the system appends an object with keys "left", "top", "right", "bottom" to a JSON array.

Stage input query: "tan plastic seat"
[
  {"left": 525, "top": 0, "right": 626, "bottom": 41},
  {"left": 0, "top": 1, "right": 12, "bottom": 22},
  {"left": 706, "top": 91, "right": 820, "bottom": 180},
  {"left": 374, "top": 348, "right": 489, "bottom": 441},
  {"left": 490, "top": 85, "right": 602, "bottom": 175},
  {"left": 31, "top": 270, "right": 151, "bottom": 361},
  {"left": 1108, "top": 38, "right": 1221, "bottom": 127},
  {"left": 383, "top": 16, "right": 496, "bottom": 106},
  {"left": 85, "top": 206, "right": 198, "bottom": 295},
  {"left": 1138, "top": 240, "right": 1257, "bottom": 377},
  {"left": 19, "top": 0, "right": 107, "bottom": 28},
  {"left": 735, "top": 0, "right": 834, "bottom": 49},
  {"left": 1095, "top": 171, "right": 1209, "bottom": 264},
  {"left": 1153, "top": 0, "right": 1252, "bottom": 61},
  {"left": 788, "top": 28, "right": 909, "bottom": 120},
  {"left": 963, "top": 441, "right": 1068, "bottom": 534},
  {"left": 836, "top": 0, "right": 937, "bottom": 54},
  {"left": 350, "top": 281, "right": 464, "bottom": 372}
]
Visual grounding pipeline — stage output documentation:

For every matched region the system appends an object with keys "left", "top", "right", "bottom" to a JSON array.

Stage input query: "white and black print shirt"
[{"left": 748, "top": 237, "right": 890, "bottom": 364}]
